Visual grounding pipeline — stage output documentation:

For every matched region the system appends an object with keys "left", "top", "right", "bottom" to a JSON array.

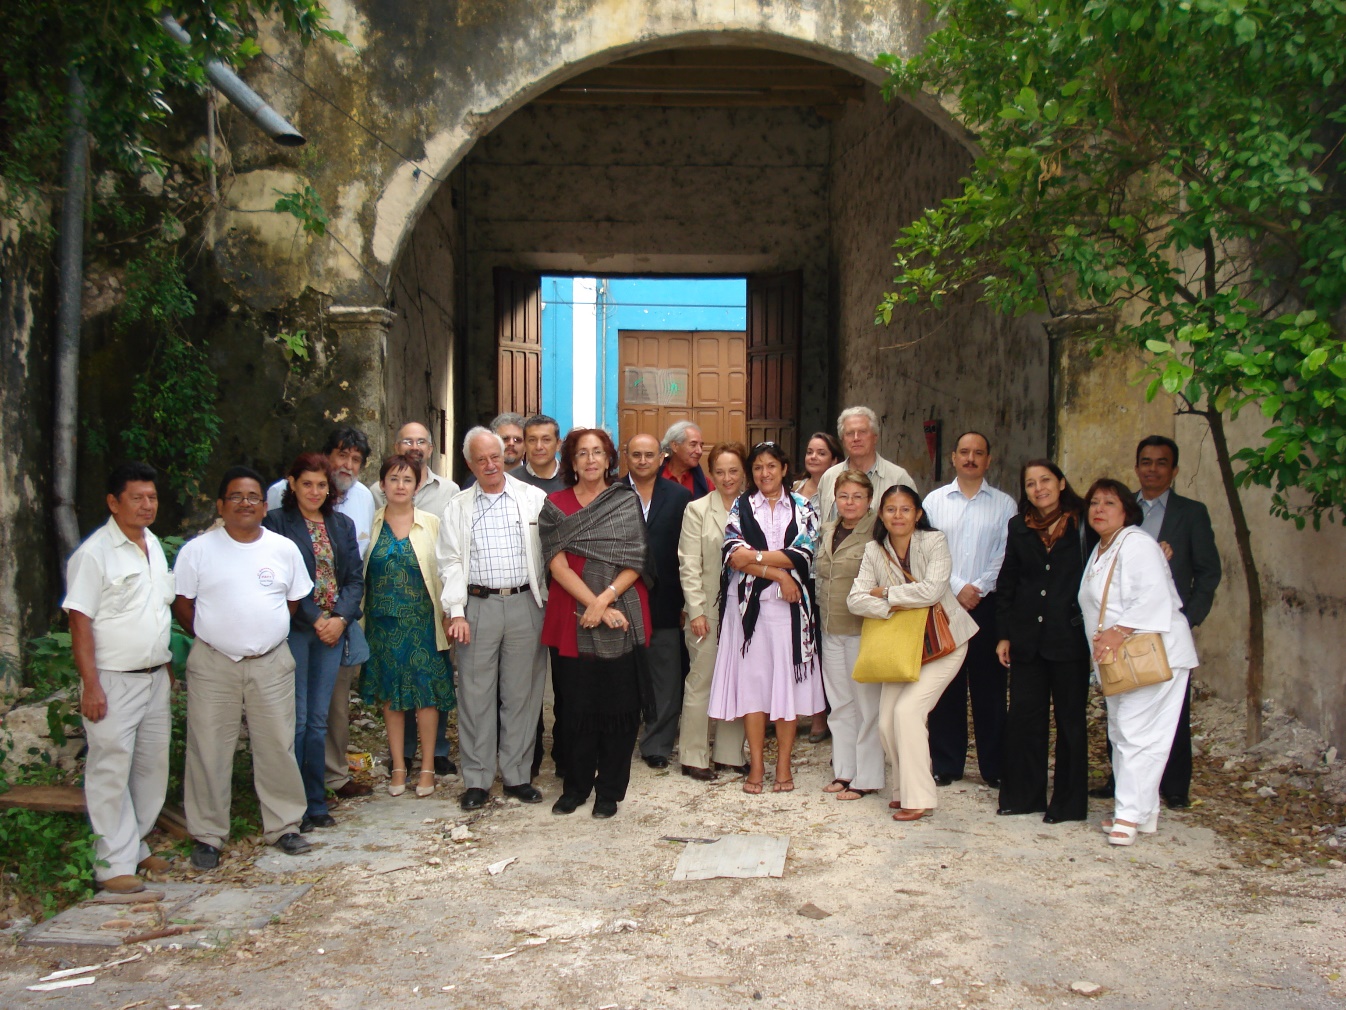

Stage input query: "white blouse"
[{"left": 1078, "top": 527, "right": 1198, "bottom": 672}]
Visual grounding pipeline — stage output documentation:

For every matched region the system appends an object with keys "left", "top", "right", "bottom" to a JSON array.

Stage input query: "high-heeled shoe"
[
  {"left": 415, "top": 770, "right": 437, "bottom": 798},
  {"left": 1101, "top": 810, "right": 1158, "bottom": 834},
  {"left": 1107, "top": 822, "right": 1139, "bottom": 846},
  {"left": 388, "top": 768, "right": 407, "bottom": 797}
]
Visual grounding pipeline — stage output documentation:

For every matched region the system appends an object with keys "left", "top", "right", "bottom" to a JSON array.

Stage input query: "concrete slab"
[{"left": 672, "top": 833, "right": 790, "bottom": 880}]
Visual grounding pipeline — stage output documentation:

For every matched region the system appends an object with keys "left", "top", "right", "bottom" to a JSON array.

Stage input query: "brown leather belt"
[{"left": 467, "top": 584, "right": 530, "bottom": 599}]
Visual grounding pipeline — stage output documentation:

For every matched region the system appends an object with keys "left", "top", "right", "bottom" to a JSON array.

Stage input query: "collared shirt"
[
  {"left": 517, "top": 458, "right": 567, "bottom": 494},
  {"left": 660, "top": 460, "right": 713, "bottom": 497},
  {"left": 1137, "top": 487, "right": 1171, "bottom": 540},
  {"left": 627, "top": 475, "right": 654, "bottom": 520},
  {"left": 370, "top": 467, "right": 460, "bottom": 520},
  {"left": 267, "top": 478, "right": 375, "bottom": 559},
  {"left": 922, "top": 480, "right": 1016, "bottom": 596},
  {"left": 62, "top": 517, "right": 174, "bottom": 671},
  {"left": 816, "top": 454, "right": 918, "bottom": 523},
  {"left": 467, "top": 487, "right": 529, "bottom": 588}
]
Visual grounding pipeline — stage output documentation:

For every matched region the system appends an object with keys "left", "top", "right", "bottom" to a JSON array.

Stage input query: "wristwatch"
[{"left": 755, "top": 550, "right": 763, "bottom": 563}]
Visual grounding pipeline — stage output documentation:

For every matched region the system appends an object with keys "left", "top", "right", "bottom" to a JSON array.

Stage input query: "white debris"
[
  {"left": 28, "top": 977, "right": 96, "bottom": 992},
  {"left": 1070, "top": 980, "right": 1104, "bottom": 995},
  {"left": 487, "top": 856, "right": 518, "bottom": 875}
]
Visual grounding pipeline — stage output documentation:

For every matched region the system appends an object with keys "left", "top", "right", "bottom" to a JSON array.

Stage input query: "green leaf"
[{"left": 1145, "top": 339, "right": 1172, "bottom": 354}]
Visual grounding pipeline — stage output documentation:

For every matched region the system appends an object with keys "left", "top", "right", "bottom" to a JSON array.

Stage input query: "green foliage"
[
  {"left": 274, "top": 328, "right": 311, "bottom": 362},
  {"left": 24, "top": 632, "right": 79, "bottom": 698},
  {"left": 273, "top": 185, "right": 329, "bottom": 237},
  {"left": 118, "top": 238, "right": 197, "bottom": 331},
  {"left": 877, "top": 0, "right": 1346, "bottom": 526}
]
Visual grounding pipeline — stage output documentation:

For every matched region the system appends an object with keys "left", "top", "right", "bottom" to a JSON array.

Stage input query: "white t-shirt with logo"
[{"left": 174, "top": 527, "right": 313, "bottom": 661}]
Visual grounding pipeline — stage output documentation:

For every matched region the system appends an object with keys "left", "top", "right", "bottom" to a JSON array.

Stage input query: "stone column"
[{"left": 325, "top": 305, "right": 395, "bottom": 469}]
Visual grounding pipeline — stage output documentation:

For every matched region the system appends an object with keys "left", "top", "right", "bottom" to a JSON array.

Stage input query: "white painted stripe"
[{"left": 571, "top": 277, "right": 598, "bottom": 428}]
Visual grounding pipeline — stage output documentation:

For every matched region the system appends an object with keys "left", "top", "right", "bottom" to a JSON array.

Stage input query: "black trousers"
[
  {"left": 530, "top": 665, "right": 565, "bottom": 779},
  {"left": 928, "top": 595, "right": 1006, "bottom": 781},
  {"left": 998, "top": 655, "right": 1090, "bottom": 819},
  {"left": 552, "top": 653, "right": 639, "bottom": 804}
]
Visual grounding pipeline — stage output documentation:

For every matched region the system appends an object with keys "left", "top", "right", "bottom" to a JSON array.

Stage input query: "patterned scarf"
[{"left": 1025, "top": 507, "right": 1077, "bottom": 551}]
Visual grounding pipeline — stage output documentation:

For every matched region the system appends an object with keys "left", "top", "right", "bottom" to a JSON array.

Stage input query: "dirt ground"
[{"left": 2, "top": 687, "right": 1344, "bottom": 1010}]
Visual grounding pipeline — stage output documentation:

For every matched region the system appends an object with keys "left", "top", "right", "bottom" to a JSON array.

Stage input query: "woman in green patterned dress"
[{"left": 362, "top": 455, "right": 455, "bottom": 798}]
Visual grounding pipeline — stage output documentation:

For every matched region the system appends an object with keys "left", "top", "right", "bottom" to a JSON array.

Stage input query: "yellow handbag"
[{"left": 852, "top": 606, "right": 927, "bottom": 683}]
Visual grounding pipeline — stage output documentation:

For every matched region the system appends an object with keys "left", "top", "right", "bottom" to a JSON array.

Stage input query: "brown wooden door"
[
  {"left": 494, "top": 268, "right": 541, "bottom": 416},
  {"left": 618, "top": 330, "right": 746, "bottom": 451},
  {"left": 746, "top": 271, "right": 803, "bottom": 460}
]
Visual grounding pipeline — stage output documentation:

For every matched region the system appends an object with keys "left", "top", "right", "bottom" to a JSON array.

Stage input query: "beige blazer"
[
  {"left": 678, "top": 492, "right": 732, "bottom": 624},
  {"left": 846, "top": 528, "right": 978, "bottom": 647},
  {"left": 814, "top": 513, "right": 877, "bottom": 637},
  {"left": 365, "top": 507, "right": 450, "bottom": 652}
]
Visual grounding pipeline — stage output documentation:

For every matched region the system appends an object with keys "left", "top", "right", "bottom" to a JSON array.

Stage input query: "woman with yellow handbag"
[{"left": 847, "top": 486, "right": 979, "bottom": 822}]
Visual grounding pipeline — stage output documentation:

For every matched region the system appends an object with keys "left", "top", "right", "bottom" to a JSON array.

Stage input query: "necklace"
[{"left": 1098, "top": 528, "right": 1123, "bottom": 553}]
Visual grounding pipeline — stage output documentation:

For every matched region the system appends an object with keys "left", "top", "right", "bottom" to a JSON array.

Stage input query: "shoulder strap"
[
  {"left": 1094, "top": 532, "right": 1130, "bottom": 633},
  {"left": 881, "top": 539, "right": 913, "bottom": 584}
]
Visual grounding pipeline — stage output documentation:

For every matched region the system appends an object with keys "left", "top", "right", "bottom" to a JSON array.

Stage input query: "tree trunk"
[{"left": 1204, "top": 409, "right": 1264, "bottom": 745}]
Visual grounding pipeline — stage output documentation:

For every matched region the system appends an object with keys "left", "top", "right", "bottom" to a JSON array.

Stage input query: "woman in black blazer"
[
  {"left": 264, "top": 452, "right": 363, "bottom": 830},
  {"left": 994, "top": 459, "right": 1093, "bottom": 823}
]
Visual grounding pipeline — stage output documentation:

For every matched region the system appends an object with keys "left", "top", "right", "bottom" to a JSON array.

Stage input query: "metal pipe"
[
  {"left": 159, "top": 14, "right": 305, "bottom": 147},
  {"left": 53, "top": 69, "right": 88, "bottom": 566}
]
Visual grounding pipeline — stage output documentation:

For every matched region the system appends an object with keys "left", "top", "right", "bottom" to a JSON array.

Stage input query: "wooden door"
[
  {"left": 746, "top": 271, "right": 803, "bottom": 460},
  {"left": 494, "top": 268, "right": 541, "bottom": 416},
  {"left": 618, "top": 330, "right": 746, "bottom": 450}
]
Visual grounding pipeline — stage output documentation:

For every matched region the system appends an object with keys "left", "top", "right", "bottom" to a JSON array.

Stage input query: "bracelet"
[{"left": 607, "top": 583, "right": 618, "bottom": 596}]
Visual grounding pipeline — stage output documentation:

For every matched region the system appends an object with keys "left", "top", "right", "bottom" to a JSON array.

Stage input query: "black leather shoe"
[
  {"left": 1163, "top": 794, "right": 1190, "bottom": 809},
  {"left": 190, "top": 842, "right": 220, "bottom": 870},
  {"left": 503, "top": 783, "right": 543, "bottom": 803},
  {"left": 1088, "top": 783, "right": 1116, "bottom": 799},
  {"left": 460, "top": 787, "right": 490, "bottom": 811},
  {"left": 300, "top": 816, "right": 314, "bottom": 833},
  {"left": 643, "top": 755, "right": 670, "bottom": 769},
  {"left": 552, "top": 794, "right": 582, "bottom": 815},
  {"left": 933, "top": 773, "right": 958, "bottom": 787},
  {"left": 714, "top": 761, "right": 750, "bottom": 775},
  {"left": 681, "top": 764, "right": 717, "bottom": 781},
  {"left": 996, "top": 807, "right": 1033, "bottom": 816},
  {"left": 592, "top": 797, "right": 618, "bottom": 818},
  {"left": 983, "top": 777, "right": 1002, "bottom": 789},
  {"left": 1043, "top": 811, "right": 1085, "bottom": 824},
  {"left": 435, "top": 756, "right": 457, "bottom": 776},
  {"left": 306, "top": 813, "right": 336, "bottom": 829},
  {"left": 274, "top": 832, "right": 312, "bottom": 855}
]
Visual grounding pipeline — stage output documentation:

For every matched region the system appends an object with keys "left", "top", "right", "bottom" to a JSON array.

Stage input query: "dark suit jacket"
[
  {"left": 633, "top": 476, "right": 693, "bottom": 629},
  {"left": 1153, "top": 491, "right": 1222, "bottom": 627},
  {"left": 263, "top": 506, "right": 364, "bottom": 627},
  {"left": 995, "top": 514, "right": 1093, "bottom": 663}
]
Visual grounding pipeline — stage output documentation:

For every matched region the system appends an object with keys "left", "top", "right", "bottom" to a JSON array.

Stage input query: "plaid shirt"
[{"left": 467, "top": 488, "right": 529, "bottom": 588}]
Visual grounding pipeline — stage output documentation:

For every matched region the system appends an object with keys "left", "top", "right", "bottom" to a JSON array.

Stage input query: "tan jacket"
[
  {"left": 814, "top": 513, "right": 877, "bottom": 637},
  {"left": 677, "top": 492, "right": 731, "bottom": 624},
  {"left": 846, "top": 529, "right": 978, "bottom": 647},
  {"left": 365, "top": 507, "right": 450, "bottom": 652}
]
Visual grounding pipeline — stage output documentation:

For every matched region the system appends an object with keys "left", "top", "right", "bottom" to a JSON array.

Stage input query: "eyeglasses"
[
  {"left": 754, "top": 441, "right": 777, "bottom": 449},
  {"left": 501, "top": 435, "right": 524, "bottom": 445},
  {"left": 224, "top": 493, "right": 265, "bottom": 505},
  {"left": 398, "top": 437, "right": 431, "bottom": 448},
  {"left": 835, "top": 492, "right": 870, "bottom": 503},
  {"left": 574, "top": 448, "right": 607, "bottom": 460}
]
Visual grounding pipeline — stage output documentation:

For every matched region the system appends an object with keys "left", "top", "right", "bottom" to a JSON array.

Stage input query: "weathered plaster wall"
[
  {"left": 459, "top": 102, "right": 832, "bottom": 438},
  {"left": 828, "top": 87, "right": 1048, "bottom": 489}
]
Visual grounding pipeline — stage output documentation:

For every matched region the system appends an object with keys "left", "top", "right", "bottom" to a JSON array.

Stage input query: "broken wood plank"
[{"left": 0, "top": 785, "right": 86, "bottom": 814}]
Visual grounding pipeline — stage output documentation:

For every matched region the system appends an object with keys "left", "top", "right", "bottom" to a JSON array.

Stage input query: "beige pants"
[
  {"left": 878, "top": 643, "right": 967, "bottom": 811},
  {"left": 679, "top": 611, "right": 746, "bottom": 769},
  {"left": 323, "top": 664, "right": 357, "bottom": 789},
  {"left": 184, "top": 640, "right": 306, "bottom": 847}
]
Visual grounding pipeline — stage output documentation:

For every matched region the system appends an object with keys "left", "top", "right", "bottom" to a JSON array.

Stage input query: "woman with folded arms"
[
  {"left": 995, "top": 460, "right": 1093, "bottom": 823},
  {"left": 814, "top": 470, "right": 883, "bottom": 800},
  {"left": 1078, "top": 478, "right": 1197, "bottom": 845},
  {"left": 847, "top": 485, "right": 978, "bottom": 822},
  {"left": 676, "top": 441, "right": 749, "bottom": 781}
]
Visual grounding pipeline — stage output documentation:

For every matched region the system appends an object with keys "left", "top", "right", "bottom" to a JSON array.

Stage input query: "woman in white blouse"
[
  {"left": 1077, "top": 478, "right": 1198, "bottom": 845},
  {"left": 847, "top": 485, "right": 979, "bottom": 822}
]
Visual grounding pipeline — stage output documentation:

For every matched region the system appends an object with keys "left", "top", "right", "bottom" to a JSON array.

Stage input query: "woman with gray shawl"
[{"left": 540, "top": 428, "right": 655, "bottom": 819}]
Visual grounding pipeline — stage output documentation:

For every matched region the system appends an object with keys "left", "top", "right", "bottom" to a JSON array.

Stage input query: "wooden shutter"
[
  {"left": 746, "top": 271, "right": 803, "bottom": 460},
  {"left": 495, "top": 268, "right": 541, "bottom": 416}
]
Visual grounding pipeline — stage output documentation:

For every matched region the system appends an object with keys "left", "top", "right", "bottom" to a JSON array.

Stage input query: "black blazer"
[
  {"left": 263, "top": 506, "right": 364, "bottom": 627},
  {"left": 995, "top": 514, "right": 1093, "bottom": 664},
  {"left": 635, "top": 476, "right": 693, "bottom": 629},
  {"left": 1154, "top": 491, "right": 1222, "bottom": 627}
]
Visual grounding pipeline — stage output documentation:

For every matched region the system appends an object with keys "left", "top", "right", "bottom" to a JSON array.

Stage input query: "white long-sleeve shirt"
[{"left": 921, "top": 480, "right": 1016, "bottom": 596}]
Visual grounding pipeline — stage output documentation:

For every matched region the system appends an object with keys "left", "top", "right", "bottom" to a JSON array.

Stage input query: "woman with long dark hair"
[
  {"left": 707, "top": 441, "right": 824, "bottom": 794},
  {"left": 995, "top": 460, "right": 1093, "bottom": 822}
]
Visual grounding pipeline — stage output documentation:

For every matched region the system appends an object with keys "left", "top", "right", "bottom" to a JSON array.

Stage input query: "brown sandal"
[
  {"left": 837, "top": 788, "right": 874, "bottom": 801},
  {"left": 743, "top": 778, "right": 764, "bottom": 794},
  {"left": 773, "top": 778, "right": 795, "bottom": 793},
  {"left": 823, "top": 778, "right": 851, "bottom": 794}
]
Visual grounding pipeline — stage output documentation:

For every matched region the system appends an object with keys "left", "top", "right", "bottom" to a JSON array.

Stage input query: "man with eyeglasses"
[
  {"left": 172, "top": 466, "right": 313, "bottom": 869},
  {"left": 370, "top": 421, "right": 460, "bottom": 519},
  {"left": 816, "top": 406, "right": 918, "bottom": 522},
  {"left": 493, "top": 413, "right": 527, "bottom": 470}
]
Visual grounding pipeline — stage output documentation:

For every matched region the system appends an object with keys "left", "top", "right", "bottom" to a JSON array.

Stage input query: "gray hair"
[
  {"left": 490, "top": 412, "right": 526, "bottom": 433},
  {"left": 661, "top": 420, "right": 701, "bottom": 454},
  {"left": 462, "top": 425, "right": 505, "bottom": 461},
  {"left": 836, "top": 405, "right": 880, "bottom": 438}
]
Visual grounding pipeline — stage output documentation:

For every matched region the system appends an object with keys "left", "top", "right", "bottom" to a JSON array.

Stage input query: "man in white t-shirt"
[
  {"left": 63, "top": 462, "right": 176, "bottom": 894},
  {"left": 173, "top": 466, "right": 314, "bottom": 869}
]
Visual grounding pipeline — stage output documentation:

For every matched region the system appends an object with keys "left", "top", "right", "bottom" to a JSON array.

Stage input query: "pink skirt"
[{"left": 707, "top": 586, "right": 824, "bottom": 722}]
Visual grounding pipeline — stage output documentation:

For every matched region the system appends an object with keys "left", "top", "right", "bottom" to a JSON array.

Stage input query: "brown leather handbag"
[{"left": 884, "top": 542, "right": 958, "bottom": 664}]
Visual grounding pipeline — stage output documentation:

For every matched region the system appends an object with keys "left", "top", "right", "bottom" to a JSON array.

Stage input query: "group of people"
[{"left": 63, "top": 404, "right": 1220, "bottom": 891}]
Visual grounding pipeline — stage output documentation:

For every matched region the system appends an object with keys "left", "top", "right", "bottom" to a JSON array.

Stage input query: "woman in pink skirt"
[{"left": 708, "top": 442, "right": 825, "bottom": 793}]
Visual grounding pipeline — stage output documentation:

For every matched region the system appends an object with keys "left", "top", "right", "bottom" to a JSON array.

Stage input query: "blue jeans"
[{"left": 288, "top": 625, "right": 344, "bottom": 817}]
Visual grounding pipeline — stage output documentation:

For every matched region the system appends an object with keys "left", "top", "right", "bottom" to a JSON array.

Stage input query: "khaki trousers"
[
  {"left": 323, "top": 664, "right": 357, "bottom": 790},
  {"left": 878, "top": 643, "right": 967, "bottom": 811},
  {"left": 82, "top": 667, "right": 171, "bottom": 880},
  {"left": 678, "top": 610, "right": 746, "bottom": 769},
  {"left": 184, "top": 640, "right": 306, "bottom": 847}
]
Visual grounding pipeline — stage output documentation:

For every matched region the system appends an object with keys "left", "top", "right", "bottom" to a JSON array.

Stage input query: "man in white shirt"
[
  {"left": 816, "top": 406, "right": 918, "bottom": 522},
  {"left": 63, "top": 462, "right": 176, "bottom": 894},
  {"left": 370, "top": 421, "right": 460, "bottom": 518},
  {"left": 922, "top": 432, "right": 1017, "bottom": 788},
  {"left": 438, "top": 428, "right": 549, "bottom": 810},
  {"left": 173, "top": 466, "right": 314, "bottom": 869}
]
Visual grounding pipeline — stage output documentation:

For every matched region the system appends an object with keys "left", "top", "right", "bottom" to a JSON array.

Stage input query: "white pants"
[
  {"left": 82, "top": 667, "right": 171, "bottom": 880},
  {"left": 820, "top": 633, "right": 885, "bottom": 791},
  {"left": 1107, "top": 667, "right": 1191, "bottom": 825},
  {"left": 878, "top": 644, "right": 967, "bottom": 811}
]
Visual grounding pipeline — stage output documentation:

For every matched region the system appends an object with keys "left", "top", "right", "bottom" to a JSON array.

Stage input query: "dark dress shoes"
[
  {"left": 933, "top": 773, "right": 957, "bottom": 787},
  {"left": 435, "top": 756, "right": 457, "bottom": 776},
  {"left": 301, "top": 813, "right": 336, "bottom": 832},
  {"left": 592, "top": 797, "right": 618, "bottom": 818},
  {"left": 1089, "top": 781, "right": 1116, "bottom": 799},
  {"left": 681, "top": 764, "right": 716, "bottom": 781},
  {"left": 715, "top": 761, "right": 750, "bottom": 775},
  {"left": 275, "top": 833, "right": 312, "bottom": 855},
  {"left": 996, "top": 807, "right": 1035, "bottom": 816},
  {"left": 503, "top": 783, "right": 544, "bottom": 803},
  {"left": 334, "top": 779, "right": 373, "bottom": 798},
  {"left": 552, "top": 794, "right": 582, "bottom": 815},
  {"left": 190, "top": 842, "right": 220, "bottom": 870},
  {"left": 1163, "top": 794, "right": 1191, "bottom": 809},
  {"left": 1043, "top": 811, "right": 1087, "bottom": 824},
  {"left": 643, "top": 755, "right": 670, "bottom": 769},
  {"left": 460, "top": 787, "right": 490, "bottom": 811},
  {"left": 983, "top": 777, "right": 1002, "bottom": 789}
]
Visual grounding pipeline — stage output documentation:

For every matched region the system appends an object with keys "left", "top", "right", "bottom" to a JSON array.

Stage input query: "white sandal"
[
  {"left": 1107, "top": 822, "right": 1139, "bottom": 846},
  {"left": 1101, "top": 810, "right": 1158, "bottom": 835}
]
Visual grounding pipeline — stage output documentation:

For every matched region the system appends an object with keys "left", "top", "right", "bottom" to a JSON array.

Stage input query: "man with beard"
[{"left": 267, "top": 425, "right": 376, "bottom": 799}]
